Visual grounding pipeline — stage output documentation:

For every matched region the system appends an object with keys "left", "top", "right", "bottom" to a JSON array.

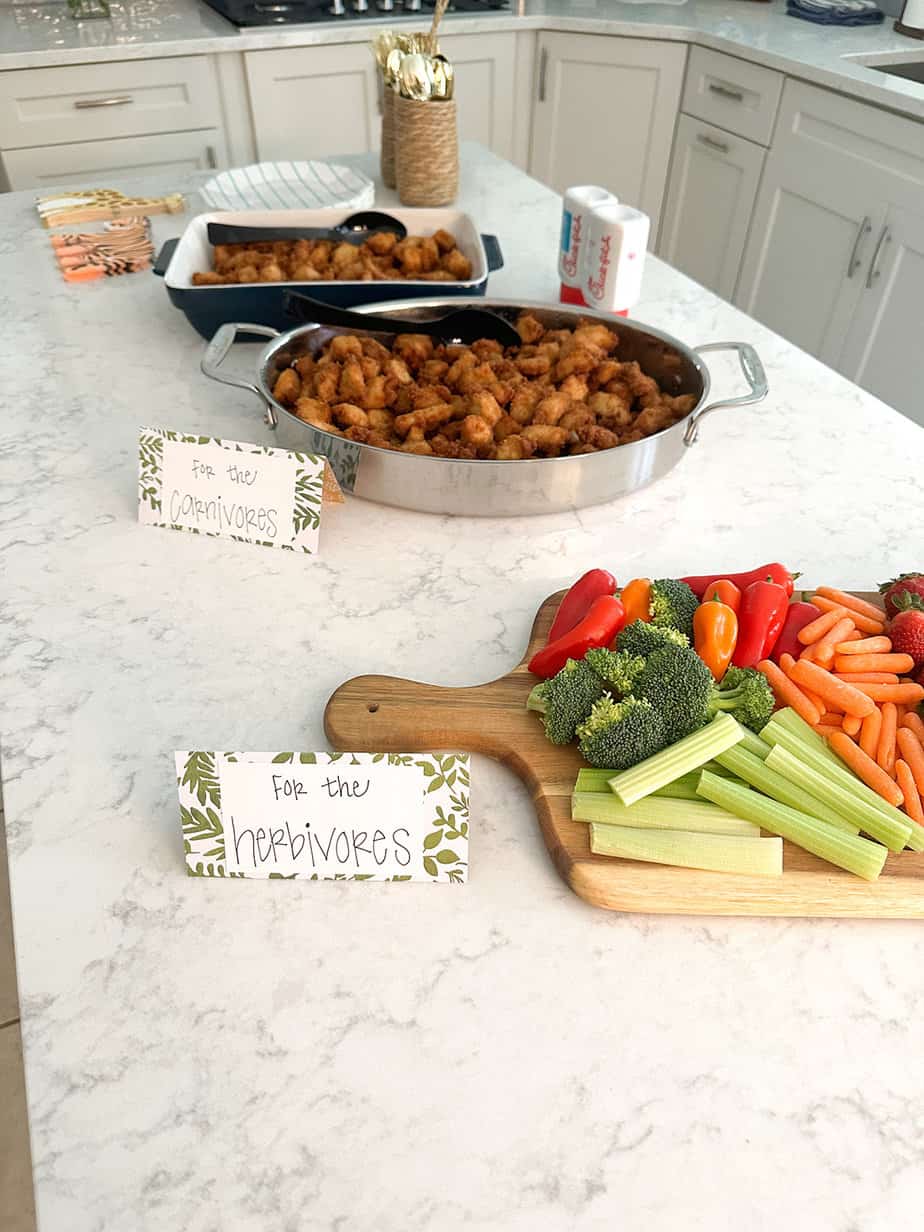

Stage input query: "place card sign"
[
  {"left": 139, "top": 428, "right": 336, "bottom": 553},
  {"left": 176, "top": 751, "right": 470, "bottom": 883}
]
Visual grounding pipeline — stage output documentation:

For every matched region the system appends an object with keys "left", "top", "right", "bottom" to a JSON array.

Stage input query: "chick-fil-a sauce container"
[
  {"left": 558, "top": 185, "right": 617, "bottom": 306},
  {"left": 582, "top": 201, "right": 650, "bottom": 316}
]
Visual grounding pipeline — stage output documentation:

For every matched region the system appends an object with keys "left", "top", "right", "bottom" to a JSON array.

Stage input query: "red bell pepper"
[
  {"left": 529, "top": 594, "right": 627, "bottom": 679},
  {"left": 682, "top": 563, "right": 796, "bottom": 600},
  {"left": 547, "top": 569, "right": 617, "bottom": 643},
  {"left": 732, "top": 579, "right": 790, "bottom": 668},
  {"left": 771, "top": 602, "right": 819, "bottom": 665}
]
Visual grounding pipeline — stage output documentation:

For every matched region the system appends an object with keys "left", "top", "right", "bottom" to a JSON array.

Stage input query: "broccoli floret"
[
  {"left": 576, "top": 694, "right": 667, "bottom": 770},
  {"left": 616, "top": 619, "right": 690, "bottom": 658},
  {"left": 649, "top": 578, "right": 700, "bottom": 638},
  {"left": 710, "top": 666, "right": 775, "bottom": 733},
  {"left": 632, "top": 642, "right": 714, "bottom": 741},
  {"left": 526, "top": 658, "right": 604, "bottom": 745},
  {"left": 584, "top": 647, "right": 646, "bottom": 697}
]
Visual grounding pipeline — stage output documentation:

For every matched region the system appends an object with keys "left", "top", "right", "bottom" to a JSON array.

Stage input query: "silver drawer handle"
[
  {"left": 74, "top": 96, "right": 133, "bottom": 109},
  {"left": 846, "top": 216, "right": 871, "bottom": 279},
  {"left": 708, "top": 83, "right": 744, "bottom": 102},
  {"left": 866, "top": 224, "right": 891, "bottom": 290},
  {"left": 697, "top": 133, "right": 729, "bottom": 154}
]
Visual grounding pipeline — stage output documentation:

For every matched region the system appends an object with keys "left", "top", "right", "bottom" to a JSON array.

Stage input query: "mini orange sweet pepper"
[
  {"left": 693, "top": 596, "right": 739, "bottom": 680},
  {"left": 621, "top": 577, "right": 652, "bottom": 625}
]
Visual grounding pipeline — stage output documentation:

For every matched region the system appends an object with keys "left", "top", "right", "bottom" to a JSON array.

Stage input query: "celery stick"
[
  {"left": 590, "top": 824, "right": 782, "bottom": 875},
  {"left": 762, "top": 719, "right": 915, "bottom": 836},
  {"left": 905, "top": 819, "right": 924, "bottom": 853},
  {"left": 608, "top": 714, "right": 745, "bottom": 806},
  {"left": 575, "top": 765, "right": 740, "bottom": 795},
  {"left": 715, "top": 744, "right": 860, "bottom": 835},
  {"left": 572, "top": 792, "right": 760, "bottom": 836},
  {"left": 764, "top": 744, "right": 910, "bottom": 852},
  {"left": 738, "top": 727, "right": 772, "bottom": 760},
  {"left": 763, "top": 708, "right": 839, "bottom": 764},
  {"left": 697, "top": 772, "right": 887, "bottom": 881}
]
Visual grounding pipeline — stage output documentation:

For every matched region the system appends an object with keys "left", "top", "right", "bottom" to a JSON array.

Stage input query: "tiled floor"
[{"left": 0, "top": 817, "right": 37, "bottom": 1232}]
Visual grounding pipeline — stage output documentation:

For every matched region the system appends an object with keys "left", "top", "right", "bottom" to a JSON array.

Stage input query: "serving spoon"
[
  {"left": 207, "top": 210, "right": 408, "bottom": 247},
  {"left": 283, "top": 291, "right": 522, "bottom": 348}
]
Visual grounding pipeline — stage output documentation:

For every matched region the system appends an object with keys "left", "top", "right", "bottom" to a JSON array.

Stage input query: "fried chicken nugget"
[
  {"left": 367, "top": 409, "right": 395, "bottom": 432},
  {"left": 460, "top": 414, "right": 494, "bottom": 452},
  {"left": 272, "top": 368, "right": 301, "bottom": 406},
  {"left": 493, "top": 414, "right": 522, "bottom": 443},
  {"left": 394, "top": 334, "right": 434, "bottom": 366},
  {"left": 587, "top": 391, "right": 633, "bottom": 428},
  {"left": 509, "top": 383, "right": 543, "bottom": 425},
  {"left": 572, "top": 323, "right": 618, "bottom": 353},
  {"left": 338, "top": 359, "right": 366, "bottom": 403},
  {"left": 533, "top": 392, "right": 571, "bottom": 425},
  {"left": 394, "top": 404, "right": 453, "bottom": 436},
  {"left": 441, "top": 249, "right": 472, "bottom": 280},
  {"left": 332, "top": 403, "right": 369, "bottom": 429},
  {"left": 496, "top": 434, "right": 535, "bottom": 460},
  {"left": 466, "top": 390, "right": 503, "bottom": 427},
  {"left": 575, "top": 424, "right": 620, "bottom": 450},
  {"left": 313, "top": 365, "right": 341, "bottom": 403},
  {"left": 522, "top": 425, "right": 569, "bottom": 455},
  {"left": 420, "top": 359, "right": 450, "bottom": 383},
  {"left": 554, "top": 347, "right": 600, "bottom": 380},
  {"left": 362, "top": 337, "right": 391, "bottom": 364},
  {"left": 363, "top": 375, "right": 392, "bottom": 410},
  {"left": 432, "top": 229, "right": 457, "bottom": 253},
  {"left": 384, "top": 356, "right": 413, "bottom": 385},
  {"left": 419, "top": 237, "right": 440, "bottom": 273},
  {"left": 366, "top": 231, "right": 398, "bottom": 256},
  {"left": 558, "top": 374, "right": 589, "bottom": 402},
  {"left": 515, "top": 313, "right": 546, "bottom": 345},
  {"left": 293, "top": 396, "right": 332, "bottom": 424},
  {"left": 328, "top": 335, "right": 363, "bottom": 361},
  {"left": 558, "top": 407, "right": 595, "bottom": 433},
  {"left": 633, "top": 404, "right": 674, "bottom": 435}
]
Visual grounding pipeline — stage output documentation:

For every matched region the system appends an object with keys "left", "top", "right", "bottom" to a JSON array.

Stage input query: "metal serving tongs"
[
  {"left": 283, "top": 291, "right": 522, "bottom": 349},
  {"left": 207, "top": 210, "right": 408, "bottom": 247}
]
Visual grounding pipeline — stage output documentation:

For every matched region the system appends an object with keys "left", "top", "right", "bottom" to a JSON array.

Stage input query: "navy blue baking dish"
[{"left": 153, "top": 207, "right": 504, "bottom": 339}]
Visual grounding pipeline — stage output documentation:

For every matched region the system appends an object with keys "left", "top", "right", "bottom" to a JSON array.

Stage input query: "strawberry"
[
  {"left": 879, "top": 572, "right": 924, "bottom": 618},
  {"left": 888, "top": 592, "right": 924, "bottom": 669}
]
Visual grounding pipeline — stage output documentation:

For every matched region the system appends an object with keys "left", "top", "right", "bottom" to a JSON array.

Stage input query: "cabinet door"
[
  {"left": 438, "top": 32, "right": 517, "bottom": 160},
  {"left": 659, "top": 115, "right": 765, "bottom": 300},
  {"left": 529, "top": 33, "right": 686, "bottom": 234},
  {"left": 837, "top": 205, "right": 924, "bottom": 426},
  {"left": 1, "top": 130, "right": 225, "bottom": 191},
  {"left": 245, "top": 46, "right": 378, "bottom": 161}
]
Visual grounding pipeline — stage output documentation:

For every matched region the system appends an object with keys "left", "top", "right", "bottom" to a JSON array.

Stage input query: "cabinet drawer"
[
  {"left": 1, "top": 130, "right": 225, "bottom": 191},
  {"left": 0, "top": 57, "right": 222, "bottom": 150},
  {"left": 681, "top": 47, "right": 782, "bottom": 146}
]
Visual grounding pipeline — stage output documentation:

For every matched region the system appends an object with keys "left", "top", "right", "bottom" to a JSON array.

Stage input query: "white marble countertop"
[
  {"left": 3, "top": 145, "right": 924, "bottom": 1231},
  {"left": 1, "top": 0, "right": 924, "bottom": 121}
]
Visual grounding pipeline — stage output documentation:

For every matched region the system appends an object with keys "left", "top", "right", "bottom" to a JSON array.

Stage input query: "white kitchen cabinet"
[
  {"left": 660, "top": 115, "right": 766, "bottom": 300},
  {"left": 245, "top": 45, "right": 378, "bottom": 162},
  {"left": 245, "top": 35, "right": 519, "bottom": 164},
  {"left": 529, "top": 33, "right": 686, "bottom": 233},
  {"left": 736, "top": 79, "right": 924, "bottom": 422},
  {"left": 837, "top": 204, "right": 924, "bottom": 426},
  {"left": 1, "top": 130, "right": 225, "bottom": 191}
]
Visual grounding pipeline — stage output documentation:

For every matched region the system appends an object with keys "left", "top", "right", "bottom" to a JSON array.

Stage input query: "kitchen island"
[{"left": 2, "top": 145, "right": 924, "bottom": 1232}]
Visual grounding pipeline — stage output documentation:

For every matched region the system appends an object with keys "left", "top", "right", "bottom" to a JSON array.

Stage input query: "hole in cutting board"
[{"left": 367, "top": 703, "right": 379, "bottom": 713}]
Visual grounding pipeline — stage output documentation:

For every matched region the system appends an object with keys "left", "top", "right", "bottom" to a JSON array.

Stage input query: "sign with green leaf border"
[
  {"left": 139, "top": 427, "right": 326, "bottom": 552},
  {"left": 176, "top": 751, "right": 469, "bottom": 883}
]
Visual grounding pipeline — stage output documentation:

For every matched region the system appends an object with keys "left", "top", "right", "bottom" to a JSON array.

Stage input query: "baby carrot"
[
  {"left": 834, "top": 636, "right": 892, "bottom": 656},
  {"left": 876, "top": 702, "right": 898, "bottom": 777},
  {"left": 901, "top": 712, "right": 924, "bottom": 743},
  {"left": 859, "top": 708, "right": 882, "bottom": 759},
  {"left": 814, "top": 724, "right": 843, "bottom": 738},
  {"left": 787, "top": 659, "right": 875, "bottom": 718},
  {"left": 814, "top": 587, "right": 888, "bottom": 623},
  {"left": 810, "top": 595, "right": 885, "bottom": 635},
  {"left": 896, "top": 759, "right": 924, "bottom": 825},
  {"left": 757, "top": 659, "right": 821, "bottom": 726},
  {"left": 832, "top": 653, "right": 915, "bottom": 674},
  {"left": 844, "top": 629, "right": 864, "bottom": 642},
  {"left": 843, "top": 715, "right": 862, "bottom": 738},
  {"left": 780, "top": 656, "right": 828, "bottom": 716},
  {"left": 811, "top": 617, "right": 857, "bottom": 668},
  {"left": 828, "top": 731, "right": 904, "bottom": 807},
  {"left": 798, "top": 606, "right": 848, "bottom": 646},
  {"left": 834, "top": 672, "right": 900, "bottom": 684},
  {"left": 847, "top": 683, "right": 924, "bottom": 705},
  {"left": 896, "top": 728, "right": 924, "bottom": 796}
]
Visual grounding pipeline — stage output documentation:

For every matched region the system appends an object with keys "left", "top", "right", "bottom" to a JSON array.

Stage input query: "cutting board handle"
[{"left": 324, "top": 672, "right": 548, "bottom": 783}]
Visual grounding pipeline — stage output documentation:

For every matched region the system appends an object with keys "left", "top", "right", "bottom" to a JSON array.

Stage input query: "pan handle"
[
  {"left": 684, "top": 342, "right": 768, "bottom": 446},
  {"left": 200, "top": 322, "right": 281, "bottom": 429}
]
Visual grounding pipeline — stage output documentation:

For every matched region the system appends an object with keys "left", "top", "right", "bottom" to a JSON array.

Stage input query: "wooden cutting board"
[{"left": 324, "top": 591, "right": 924, "bottom": 917}]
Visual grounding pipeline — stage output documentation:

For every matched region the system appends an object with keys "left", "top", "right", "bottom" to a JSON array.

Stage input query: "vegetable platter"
[{"left": 325, "top": 568, "right": 924, "bottom": 917}]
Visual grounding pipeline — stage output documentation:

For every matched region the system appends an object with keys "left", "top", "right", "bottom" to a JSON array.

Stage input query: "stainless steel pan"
[{"left": 201, "top": 298, "right": 767, "bottom": 517}]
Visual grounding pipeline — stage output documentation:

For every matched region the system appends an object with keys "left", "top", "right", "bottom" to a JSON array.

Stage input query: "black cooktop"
[{"left": 203, "top": 0, "right": 509, "bottom": 27}]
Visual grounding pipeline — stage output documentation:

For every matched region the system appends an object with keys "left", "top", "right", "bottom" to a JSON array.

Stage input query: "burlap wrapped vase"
[{"left": 394, "top": 93, "right": 458, "bottom": 207}]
